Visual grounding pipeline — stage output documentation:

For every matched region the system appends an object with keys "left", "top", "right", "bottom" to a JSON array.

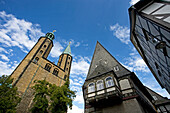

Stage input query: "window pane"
[
  {"left": 142, "top": 3, "right": 164, "bottom": 15},
  {"left": 33, "top": 57, "right": 39, "bottom": 63},
  {"left": 97, "top": 81, "right": 104, "bottom": 90},
  {"left": 159, "top": 106, "right": 166, "bottom": 112},
  {"left": 88, "top": 83, "right": 95, "bottom": 93},
  {"left": 45, "top": 64, "right": 51, "bottom": 72},
  {"left": 106, "top": 77, "right": 114, "bottom": 88}
]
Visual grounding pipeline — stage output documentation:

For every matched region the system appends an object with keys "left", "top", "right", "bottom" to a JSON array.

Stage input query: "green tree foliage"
[
  {"left": 0, "top": 75, "right": 21, "bottom": 113},
  {"left": 49, "top": 80, "right": 76, "bottom": 113},
  {"left": 31, "top": 80, "right": 49, "bottom": 113},
  {"left": 31, "top": 79, "right": 76, "bottom": 113}
]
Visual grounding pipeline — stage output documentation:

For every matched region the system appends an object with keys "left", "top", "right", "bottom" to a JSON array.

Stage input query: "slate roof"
[{"left": 86, "top": 41, "right": 131, "bottom": 80}]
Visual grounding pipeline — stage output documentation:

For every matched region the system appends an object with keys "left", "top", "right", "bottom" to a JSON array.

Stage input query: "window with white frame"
[
  {"left": 88, "top": 83, "right": 95, "bottom": 93},
  {"left": 97, "top": 80, "right": 104, "bottom": 91},
  {"left": 105, "top": 77, "right": 114, "bottom": 88}
]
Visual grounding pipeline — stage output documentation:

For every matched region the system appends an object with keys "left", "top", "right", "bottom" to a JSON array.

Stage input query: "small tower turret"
[
  {"left": 57, "top": 43, "right": 72, "bottom": 79},
  {"left": 45, "top": 32, "right": 55, "bottom": 41}
]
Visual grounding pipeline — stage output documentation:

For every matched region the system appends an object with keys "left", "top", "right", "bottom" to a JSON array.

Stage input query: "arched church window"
[
  {"left": 33, "top": 57, "right": 39, "bottom": 64},
  {"left": 97, "top": 80, "right": 104, "bottom": 91},
  {"left": 45, "top": 63, "right": 52, "bottom": 72},
  {"left": 40, "top": 50, "right": 43, "bottom": 54},
  {"left": 53, "top": 68, "right": 58, "bottom": 76},
  {"left": 105, "top": 77, "right": 114, "bottom": 88},
  {"left": 88, "top": 83, "right": 95, "bottom": 93}
]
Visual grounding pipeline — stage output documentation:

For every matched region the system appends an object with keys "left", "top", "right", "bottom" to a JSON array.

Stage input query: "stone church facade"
[
  {"left": 10, "top": 32, "right": 72, "bottom": 112},
  {"left": 83, "top": 42, "right": 157, "bottom": 113}
]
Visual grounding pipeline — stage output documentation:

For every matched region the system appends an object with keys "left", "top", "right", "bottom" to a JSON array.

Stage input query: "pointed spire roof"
[
  {"left": 63, "top": 43, "right": 71, "bottom": 56},
  {"left": 86, "top": 41, "right": 131, "bottom": 80}
]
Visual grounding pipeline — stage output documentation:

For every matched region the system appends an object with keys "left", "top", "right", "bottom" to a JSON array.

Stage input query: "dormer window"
[
  {"left": 105, "top": 77, "right": 114, "bottom": 88},
  {"left": 97, "top": 80, "right": 104, "bottom": 91},
  {"left": 114, "top": 65, "right": 119, "bottom": 72},
  {"left": 152, "top": 96, "right": 158, "bottom": 100},
  {"left": 88, "top": 83, "right": 95, "bottom": 93}
]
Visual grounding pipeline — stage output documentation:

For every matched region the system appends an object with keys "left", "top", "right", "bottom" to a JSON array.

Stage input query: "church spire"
[{"left": 63, "top": 42, "right": 71, "bottom": 56}]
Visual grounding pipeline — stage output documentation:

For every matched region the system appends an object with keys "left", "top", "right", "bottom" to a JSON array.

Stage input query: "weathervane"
[{"left": 53, "top": 30, "right": 56, "bottom": 33}]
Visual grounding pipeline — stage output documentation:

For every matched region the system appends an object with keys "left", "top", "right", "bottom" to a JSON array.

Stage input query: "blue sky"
[{"left": 0, "top": 0, "right": 169, "bottom": 112}]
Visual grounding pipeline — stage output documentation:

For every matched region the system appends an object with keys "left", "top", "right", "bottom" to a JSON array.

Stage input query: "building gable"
[{"left": 86, "top": 41, "right": 130, "bottom": 80}]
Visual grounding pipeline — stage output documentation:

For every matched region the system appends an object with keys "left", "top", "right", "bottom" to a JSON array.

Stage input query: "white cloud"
[
  {"left": 75, "top": 42, "right": 80, "bottom": 47},
  {"left": 70, "top": 78, "right": 84, "bottom": 104},
  {"left": 75, "top": 94, "right": 84, "bottom": 104},
  {"left": 121, "top": 46, "right": 149, "bottom": 73},
  {"left": 0, "top": 47, "right": 7, "bottom": 53},
  {"left": 50, "top": 41, "right": 64, "bottom": 58},
  {"left": 71, "top": 56, "right": 90, "bottom": 76},
  {"left": 0, "top": 60, "right": 18, "bottom": 76},
  {"left": 0, "top": 11, "right": 45, "bottom": 52},
  {"left": 61, "top": 39, "right": 81, "bottom": 48},
  {"left": 148, "top": 86, "right": 170, "bottom": 98},
  {"left": 123, "top": 55, "right": 150, "bottom": 73},
  {"left": 83, "top": 44, "right": 88, "bottom": 47},
  {"left": 142, "top": 76, "right": 170, "bottom": 98},
  {"left": 0, "top": 11, "right": 88, "bottom": 112},
  {"left": 110, "top": 23, "right": 130, "bottom": 44},
  {"left": 62, "top": 39, "right": 74, "bottom": 46},
  {"left": 70, "top": 58, "right": 88, "bottom": 105},
  {"left": 0, "top": 54, "right": 9, "bottom": 61},
  {"left": 68, "top": 105, "right": 84, "bottom": 113},
  {"left": 129, "top": 0, "right": 140, "bottom": 5},
  {"left": 68, "top": 84, "right": 84, "bottom": 113},
  {"left": 0, "top": 11, "right": 66, "bottom": 58}
]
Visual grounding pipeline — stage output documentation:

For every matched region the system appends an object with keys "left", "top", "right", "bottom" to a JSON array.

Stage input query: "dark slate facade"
[
  {"left": 82, "top": 42, "right": 157, "bottom": 113},
  {"left": 146, "top": 87, "right": 170, "bottom": 113},
  {"left": 129, "top": 0, "right": 170, "bottom": 93}
]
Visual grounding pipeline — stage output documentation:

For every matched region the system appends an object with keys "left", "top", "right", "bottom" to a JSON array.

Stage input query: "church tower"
[
  {"left": 57, "top": 43, "right": 72, "bottom": 79},
  {"left": 10, "top": 32, "right": 72, "bottom": 112},
  {"left": 83, "top": 42, "right": 157, "bottom": 113}
]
